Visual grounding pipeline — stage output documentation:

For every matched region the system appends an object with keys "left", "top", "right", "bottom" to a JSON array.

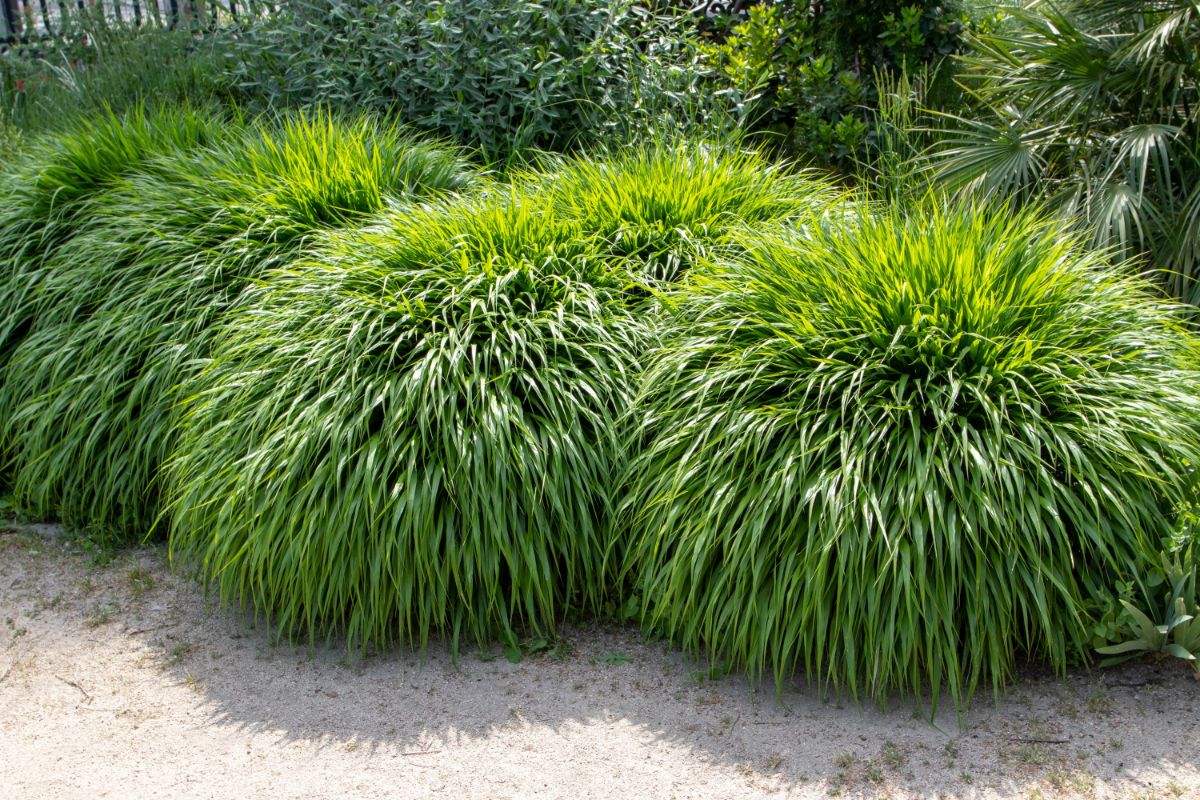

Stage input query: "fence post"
[{"left": 2, "top": 0, "right": 23, "bottom": 42}]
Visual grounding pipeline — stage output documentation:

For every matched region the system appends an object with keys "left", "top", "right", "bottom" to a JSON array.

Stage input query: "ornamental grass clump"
[
  {"left": 0, "top": 111, "right": 478, "bottom": 537},
  {"left": 621, "top": 202, "right": 1200, "bottom": 709},
  {"left": 0, "top": 104, "right": 226, "bottom": 365},
  {"left": 166, "top": 192, "right": 646, "bottom": 650},
  {"left": 535, "top": 142, "right": 841, "bottom": 289}
]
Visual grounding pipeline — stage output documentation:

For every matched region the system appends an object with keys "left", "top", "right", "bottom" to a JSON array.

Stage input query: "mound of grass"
[
  {"left": 0, "top": 111, "right": 478, "bottom": 537},
  {"left": 535, "top": 142, "right": 841, "bottom": 287},
  {"left": 621, "top": 202, "right": 1200, "bottom": 709},
  {"left": 0, "top": 104, "right": 227, "bottom": 365},
  {"left": 166, "top": 191, "right": 646, "bottom": 650}
]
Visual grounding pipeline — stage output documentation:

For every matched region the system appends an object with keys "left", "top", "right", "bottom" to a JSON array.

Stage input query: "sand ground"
[{"left": 1, "top": 524, "right": 1197, "bottom": 800}]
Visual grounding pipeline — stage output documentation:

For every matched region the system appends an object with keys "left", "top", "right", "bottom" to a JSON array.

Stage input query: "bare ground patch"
[{"left": 1, "top": 525, "right": 1197, "bottom": 799}]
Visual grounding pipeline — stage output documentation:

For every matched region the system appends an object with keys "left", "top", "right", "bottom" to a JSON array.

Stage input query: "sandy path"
[{"left": 1, "top": 525, "right": 1197, "bottom": 799}]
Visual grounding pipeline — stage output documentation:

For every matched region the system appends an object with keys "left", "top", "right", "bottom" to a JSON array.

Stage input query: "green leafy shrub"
[
  {"left": 703, "top": 0, "right": 971, "bottom": 168},
  {"left": 621, "top": 201, "right": 1200, "bottom": 708},
  {"left": 925, "top": 0, "right": 1200, "bottom": 303},
  {"left": 222, "top": 0, "right": 724, "bottom": 160},
  {"left": 0, "top": 111, "right": 477, "bottom": 538},
  {"left": 165, "top": 191, "right": 646, "bottom": 650}
]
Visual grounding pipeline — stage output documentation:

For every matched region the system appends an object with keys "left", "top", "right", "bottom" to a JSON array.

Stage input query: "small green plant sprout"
[
  {"left": 596, "top": 652, "right": 631, "bottom": 666},
  {"left": 1096, "top": 549, "right": 1200, "bottom": 675},
  {"left": 505, "top": 635, "right": 573, "bottom": 663},
  {"left": 126, "top": 564, "right": 156, "bottom": 600}
]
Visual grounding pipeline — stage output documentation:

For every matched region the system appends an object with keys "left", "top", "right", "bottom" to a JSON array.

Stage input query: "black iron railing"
[{"left": 1, "top": 0, "right": 271, "bottom": 45}]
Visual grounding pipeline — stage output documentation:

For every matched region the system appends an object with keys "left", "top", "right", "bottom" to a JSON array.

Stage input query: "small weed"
[
  {"left": 5, "top": 618, "right": 27, "bottom": 639},
  {"left": 834, "top": 753, "right": 856, "bottom": 769},
  {"left": 960, "top": 771, "right": 974, "bottom": 784},
  {"left": 863, "top": 762, "right": 885, "bottom": 784},
  {"left": 1, "top": 530, "right": 40, "bottom": 555},
  {"left": 1014, "top": 744, "right": 1049, "bottom": 766},
  {"left": 85, "top": 602, "right": 118, "bottom": 627},
  {"left": 881, "top": 740, "right": 905, "bottom": 769},
  {"left": 74, "top": 527, "right": 123, "bottom": 567},
  {"left": 1047, "top": 768, "right": 1097, "bottom": 794},
  {"left": 167, "top": 640, "right": 193, "bottom": 664},
  {"left": 1056, "top": 700, "right": 1079, "bottom": 719},
  {"left": 522, "top": 636, "right": 573, "bottom": 660},
  {"left": 126, "top": 565, "right": 156, "bottom": 600},
  {"left": 596, "top": 652, "right": 631, "bottom": 666},
  {"left": 36, "top": 593, "right": 65, "bottom": 611},
  {"left": 501, "top": 634, "right": 573, "bottom": 663},
  {"left": 1086, "top": 689, "right": 1113, "bottom": 715},
  {"left": 763, "top": 752, "right": 784, "bottom": 772},
  {"left": 1109, "top": 738, "right": 1124, "bottom": 751}
]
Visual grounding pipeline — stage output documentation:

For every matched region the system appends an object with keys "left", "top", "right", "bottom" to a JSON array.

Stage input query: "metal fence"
[
  {"left": 1, "top": 0, "right": 270, "bottom": 44},
  {"left": 2, "top": 1, "right": 746, "bottom": 48}
]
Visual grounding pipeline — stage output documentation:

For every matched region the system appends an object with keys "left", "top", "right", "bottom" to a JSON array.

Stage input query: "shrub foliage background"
[
  {"left": 222, "top": 0, "right": 723, "bottom": 159},
  {"left": 926, "top": 0, "right": 1200, "bottom": 303},
  {"left": 620, "top": 203, "right": 1200, "bottom": 707}
]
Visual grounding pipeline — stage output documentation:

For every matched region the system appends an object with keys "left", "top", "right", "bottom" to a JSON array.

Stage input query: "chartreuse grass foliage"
[
  {"left": 621, "top": 201, "right": 1200, "bottom": 710},
  {"left": 0, "top": 111, "right": 478, "bottom": 538},
  {"left": 0, "top": 104, "right": 227, "bottom": 364},
  {"left": 165, "top": 190, "right": 646, "bottom": 650},
  {"left": 535, "top": 141, "right": 841, "bottom": 286}
]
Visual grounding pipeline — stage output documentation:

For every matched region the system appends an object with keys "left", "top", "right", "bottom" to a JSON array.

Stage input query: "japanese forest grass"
[
  {"left": 0, "top": 105, "right": 227, "bottom": 491},
  {"left": 0, "top": 112, "right": 478, "bottom": 538},
  {"left": 162, "top": 143, "right": 842, "bottom": 651},
  {"left": 164, "top": 193, "right": 649, "bottom": 652},
  {"left": 528, "top": 141, "right": 842, "bottom": 290},
  {"left": 0, "top": 104, "right": 226, "bottom": 374},
  {"left": 620, "top": 202, "right": 1200, "bottom": 710}
]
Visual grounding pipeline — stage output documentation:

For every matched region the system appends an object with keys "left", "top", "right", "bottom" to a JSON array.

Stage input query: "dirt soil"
[{"left": 1, "top": 525, "right": 1197, "bottom": 800}]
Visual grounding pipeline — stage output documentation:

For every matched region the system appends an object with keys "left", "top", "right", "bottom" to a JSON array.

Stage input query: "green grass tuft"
[
  {"left": 0, "top": 110, "right": 478, "bottom": 538},
  {"left": 0, "top": 104, "right": 228, "bottom": 366},
  {"left": 620, "top": 200, "right": 1200, "bottom": 710},
  {"left": 165, "top": 189, "right": 648, "bottom": 650},
  {"left": 533, "top": 141, "right": 842, "bottom": 288}
]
